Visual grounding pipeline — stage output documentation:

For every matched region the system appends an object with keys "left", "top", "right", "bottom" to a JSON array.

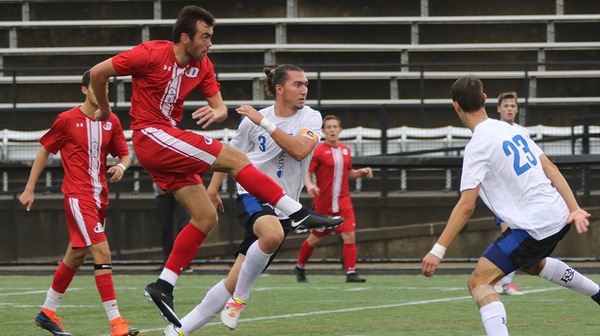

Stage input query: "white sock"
[
  {"left": 180, "top": 280, "right": 231, "bottom": 334},
  {"left": 102, "top": 299, "right": 120, "bottom": 321},
  {"left": 480, "top": 301, "right": 508, "bottom": 336},
  {"left": 274, "top": 195, "right": 302, "bottom": 216},
  {"left": 159, "top": 268, "right": 179, "bottom": 287},
  {"left": 233, "top": 241, "right": 273, "bottom": 302},
  {"left": 500, "top": 271, "right": 515, "bottom": 286},
  {"left": 42, "top": 287, "right": 63, "bottom": 312},
  {"left": 539, "top": 257, "right": 599, "bottom": 296}
]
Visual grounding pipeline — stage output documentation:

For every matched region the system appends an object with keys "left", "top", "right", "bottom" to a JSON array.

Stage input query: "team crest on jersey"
[
  {"left": 342, "top": 148, "right": 349, "bottom": 155},
  {"left": 93, "top": 222, "right": 104, "bottom": 233},
  {"left": 204, "top": 136, "right": 213, "bottom": 145},
  {"left": 186, "top": 67, "right": 200, "bottom": 78},
  {"left": 103, "top": 122, "right": 112, "bottom": 131}
]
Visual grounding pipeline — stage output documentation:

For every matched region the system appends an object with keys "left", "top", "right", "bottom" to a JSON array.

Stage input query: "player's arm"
[
  {"left": 235, "top": 104, "right": 318, "bottom": 160},
  {"left": 305, "top": 171, "right": 319, "bottom": 196},
  {"left": 540, "top": 154, "right": 590, "bottom": 233},
  {"left": 192, "top": 91, "right": 228, "bottom": 129},
  {"left": 19, "top": 147, "right": 51, "bottom": 211},
  {"left": 90, "top": 58, "right": 118, "bottom": 121},
  {"left": 206, "top": 172, "right": 226, "bottom": 212},
  {"left": 348, "top": 167, "right": 373, "bottom": 180},
  {"left": 422, "top": 185, "right": 480, "bottom": 277}
]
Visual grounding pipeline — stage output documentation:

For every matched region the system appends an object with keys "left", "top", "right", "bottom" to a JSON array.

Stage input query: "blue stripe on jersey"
[{"left": 239, "top": 193, "right": 263, "bottom": 216}]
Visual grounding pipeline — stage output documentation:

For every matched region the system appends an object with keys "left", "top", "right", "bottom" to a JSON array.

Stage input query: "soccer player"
[
  {"left": 163, "top": 64, "right": 324, "bottom": 335},
  {"left": 493, "top": 91, "right": 525, "bottom": 295},
  {"left": 421, "top": 75, "right": 600, "bottom": 336},
  {"left": 19, "top": 70, "right": 138, "bottom": 336},
  {"left": 89, "top": 6, "right": 342, "bottom": 327},
  {"left": 295, "top": 115, "right": 373, "bottom": 283}
]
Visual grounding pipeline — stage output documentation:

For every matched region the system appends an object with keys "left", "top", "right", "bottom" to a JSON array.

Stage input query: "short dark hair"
[
  {"left": 322, "top": 115, "right": 341, "bottom": 129},
  {"left": 263, "top": 64, "right": 304, "bottom": 97},
  {"left": 497, "top": 91, "right": 518, "bottom": 106},
  {"left": 450, "top": 75, "right": 485, "bottom": 112},
  {"left": 81, "top": 70, "right": 91, "bottom": 87},
  {"left": 172, "top": 6, "right": 215, "bottom": 43}
]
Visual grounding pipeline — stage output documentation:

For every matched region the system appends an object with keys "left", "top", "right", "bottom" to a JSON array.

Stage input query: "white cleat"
[
  {"left": 164, "top": 323, "right": 187, "bottom": 336},
  {"left": 220, "top": 297, "right": 245, "bottom": 330}
]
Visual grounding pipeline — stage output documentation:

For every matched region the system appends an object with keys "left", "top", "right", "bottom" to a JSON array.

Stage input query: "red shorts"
[
  {"left": 64, "top": 197, "right": 107, "bottom": 248},
  {"left": 133, "top": 127, "right": 223, "bottom": 191},
  {"left": 310, "top": 206, "right": 356, "bottom": 237}
]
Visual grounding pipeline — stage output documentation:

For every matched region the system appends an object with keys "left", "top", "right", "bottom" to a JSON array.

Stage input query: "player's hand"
[
  {"left": 421, "top": 253, "right": 442, "bottom": 278},
  {"left": 208, "top": 190, "right": 224, "bottom": 212},
  {"left": 566, "top": 208, "right": 591, "bottom": 233},
  {"left": 19, "top": 189, "right": 35, "bottom": 211},
  {"left": 107, "top": 165, "right": 125, "bottom": 183},
  {"left": 192, "top": 106, "right": 222, "bottom": 129},
  {"left": 94, "top": 108, "right": 111, "bottom": 121},
  {"left": 361, "top": 167, "right": 373, "bottom": 178},
  {"left": 306, "top": 184, "right": 320, "bottom": 196},
  {"left": 235, "top": 105, "right": 262, "bottom": 125}
]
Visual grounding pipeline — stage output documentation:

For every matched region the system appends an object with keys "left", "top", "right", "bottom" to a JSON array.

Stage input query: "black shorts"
[
  {"left": 234, "top": 193, "right": 291, "bottom": 268},
  {"left": 482, "top": 224, "right": 571, "bottom": 274}
]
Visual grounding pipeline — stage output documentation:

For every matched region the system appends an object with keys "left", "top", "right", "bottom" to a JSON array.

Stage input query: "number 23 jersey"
[{"left": 460, "top": 118, "right": 568, "bottom": 240}]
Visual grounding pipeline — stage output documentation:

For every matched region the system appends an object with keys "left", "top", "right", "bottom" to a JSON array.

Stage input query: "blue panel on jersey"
[{"left": 239, "top": 193, "right": 263, "bottom": 216}]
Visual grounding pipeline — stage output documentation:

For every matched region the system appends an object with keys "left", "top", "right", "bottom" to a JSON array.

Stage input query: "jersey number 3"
[{"left": 502, "top": 134, "right": 538, "bottom": 176}]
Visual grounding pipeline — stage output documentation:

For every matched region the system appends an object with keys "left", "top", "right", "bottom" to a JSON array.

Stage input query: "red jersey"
[
  {"left": 309, "top": 142, "right": 354, "bottom": 214},
  {"left": 39, "top": 107, "right": 129, "bottom": 206},
  {"left": 111, "top": 40, "right": 221, "bottom": 130}
]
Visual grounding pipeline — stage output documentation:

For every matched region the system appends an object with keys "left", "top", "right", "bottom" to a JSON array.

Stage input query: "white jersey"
[
  {"left": 230, "top": 105, "right": 322, "bottom": 218},
  {"left": 460, "top": 118, "right": 569, "bottom": 240}
]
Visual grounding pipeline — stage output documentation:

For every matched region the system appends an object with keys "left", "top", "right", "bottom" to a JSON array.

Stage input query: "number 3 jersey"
[{"left": 460, "top": 118, "right": 568, "bottom": 240}]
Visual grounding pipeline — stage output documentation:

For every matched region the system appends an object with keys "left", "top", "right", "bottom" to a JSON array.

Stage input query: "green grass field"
[{"left": 2, "top": 273, "right": 599, "bottom": 336}]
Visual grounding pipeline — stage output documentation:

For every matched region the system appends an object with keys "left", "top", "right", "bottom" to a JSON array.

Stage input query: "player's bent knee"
[{"left": 470, "top": 285, "right": 497, "bottom": 304}]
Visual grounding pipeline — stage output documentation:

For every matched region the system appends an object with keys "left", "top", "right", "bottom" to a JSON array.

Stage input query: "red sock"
[
  {"left": 297, "top": 240, "right": 314, "bottom": 267},
  {"left": 95, "top": 273, "right": 116, "bottom": 302},
  {"left": 51, "top": 262, "right": 77, "bottom": 294},
  {"left": 343, "top": 243, "right": 357, "bottom": 273},
  {"left": 164, "top": 223, "right": 206, "bottom": 275},
  {"left": 235, "top": 164, "right": 285, "bottom": 205}
]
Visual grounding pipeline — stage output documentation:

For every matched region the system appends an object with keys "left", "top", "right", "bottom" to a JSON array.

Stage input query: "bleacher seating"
[{"left": 1, "top": 0, "right": 600, "bottom": 131}]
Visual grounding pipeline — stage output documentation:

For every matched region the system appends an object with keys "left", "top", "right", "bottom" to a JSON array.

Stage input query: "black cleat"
[
  {"left": 35, "top": 310, "right": 72, "bottom": 336},
  {"left": 346, "top": 273, "right": 367, "bottom": 283},
  {"left": 295, "top": 266, "right": 308, "bottom": 283},
  {"left": 144, "top": 282, "right": 181, "bottom": 327},
  {"left": 290, "top": 207, "right": 343, "bottom": 232}
]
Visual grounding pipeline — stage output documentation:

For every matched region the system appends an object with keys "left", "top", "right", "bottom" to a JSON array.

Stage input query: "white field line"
[{"left": 130, "top": 287, "right": 562, "bottom": 335}]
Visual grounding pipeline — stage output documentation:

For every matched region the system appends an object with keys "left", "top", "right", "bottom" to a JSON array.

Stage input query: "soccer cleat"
[
  {"left": 494, "top": 282, "right": 503, "bottom": 294},
  {"left": 35, "top": 309, "right": 72, "bottom": 336},
  {"left": 295, "top": 265, "right": 308, "bottom": 282},
  {"left": 110, "top": 317, "right": 139, "bottom": 336},
  {"left": 502, "top": 283, "right": 524, "bottom": 296},
  {"left": 164, "top": 324, "right": 187, "bottom": 336},
  {"left": 221, "top": 297, "right": 246, "bottom": 330},
  {"left": 346, "top": 272, "right": 367, "bottom": 283},
  {"left": 289, "top": 207, "right": 344, "bottom": 232},
  {"left": 144, "top": 282, "right": 181, "bottom": 327}
]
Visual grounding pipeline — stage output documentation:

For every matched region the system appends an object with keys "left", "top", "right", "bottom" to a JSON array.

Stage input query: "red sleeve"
[
  {"left": 198, "top": 56, "right": 221, "bottom": 98},
  {"left": 39, "top": 113, "right": 67, "bottom": 154},
  {"left": 108, "top": 115, "right": 129, "bottom": 158},
  {"left": 308, "top": 144, "right": 321, "bottom": 173},
  {"left": 112, "top": 43, "right": 151, "bottom": 76}
]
